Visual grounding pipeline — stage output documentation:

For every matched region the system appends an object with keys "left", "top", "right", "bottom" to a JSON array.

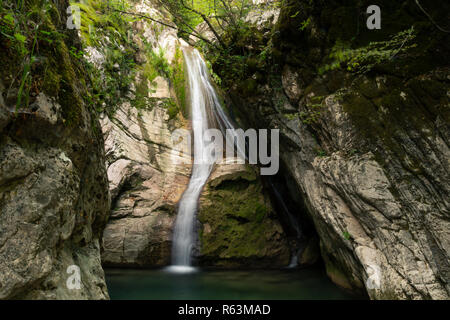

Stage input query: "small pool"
[{"left": 105, "top": 267, "right": 358, "bottom": 300}]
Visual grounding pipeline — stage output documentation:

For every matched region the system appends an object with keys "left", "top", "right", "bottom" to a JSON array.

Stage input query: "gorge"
[{"left": 0, "top": 0, "right": 449, "bottom": 300}]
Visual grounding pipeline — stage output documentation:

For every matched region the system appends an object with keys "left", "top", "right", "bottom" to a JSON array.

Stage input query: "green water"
[{"left": 105, "top": 267, "right": 357, "bottom": 300}]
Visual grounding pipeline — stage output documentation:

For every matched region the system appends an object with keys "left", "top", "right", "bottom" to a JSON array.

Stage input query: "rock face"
[
  {"left": 0, "top": 1, "right": 109, "bottom": 299},
  {"left": 101, "top": 103, "right": 292, "bottom": 269},
  {"left": 100, "top": 1, "right": 292, "bottom": 269},
  {"left": 99, "top": 2, "right": 191, "bottom": 267},
  {"left": 278, "top": 71, "right": 450, "bottom": 299},
  {"left": 197, "top": 160, "right": 290, "bottom": 267},
  {"left": 220, "top": 0, "right": 450, "bottom": 299},
  {"left": 101, "top": 102, "right": 191, "bottom": 267}
]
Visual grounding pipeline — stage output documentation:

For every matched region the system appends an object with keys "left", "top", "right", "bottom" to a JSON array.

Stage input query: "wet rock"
[
  {"left": 197, "top": 159, "right": 290, "bottom": 267},
  {"left": 101, "top": 102, "right": 191, "bottom": 267}
]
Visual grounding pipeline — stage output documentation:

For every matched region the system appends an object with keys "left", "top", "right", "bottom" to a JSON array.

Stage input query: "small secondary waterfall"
[
  {"left": 171, "top": 45, "right": 230, "bottom": 267},
  {"left": 268, "top": 178, "right": 303, "bottom": 268}
]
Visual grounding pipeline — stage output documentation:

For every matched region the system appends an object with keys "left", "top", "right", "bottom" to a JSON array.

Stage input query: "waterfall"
[
  {"left": 170, "top": 45, "right": 222, "bottom": 268},
  {"left": 268, "top": 178, "right": 303, "bottom": 268}
]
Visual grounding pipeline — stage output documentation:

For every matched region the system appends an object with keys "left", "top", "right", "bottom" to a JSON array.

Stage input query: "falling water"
[
  {"left": 268, "top": 178, "right": 303, "bottom": 268},
  {"left": 170, "top": 44, "right": 230, "bottom": 268}
]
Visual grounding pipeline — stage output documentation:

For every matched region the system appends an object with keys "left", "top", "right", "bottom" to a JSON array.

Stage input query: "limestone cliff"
[
  {"left": 99, "top": 1, "right": 290, "bottom": 268},
  {"left": 0, "top": 0, "right": 109, "bottom": 299},
  {"left": 98, "top": 1, "right": 191, "bottom": 267},
  {"left": 210, "top": 0, "right": 449, "bottom": 299}
]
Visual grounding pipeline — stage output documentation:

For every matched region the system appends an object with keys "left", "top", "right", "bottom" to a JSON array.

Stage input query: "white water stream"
[{"left": 171, "top": 45, "right": 221, "bottom": 268}]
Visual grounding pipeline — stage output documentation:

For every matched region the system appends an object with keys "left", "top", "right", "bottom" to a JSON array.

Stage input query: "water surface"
[{"left": 105, "top": 268, "right": 357, "bottom": 300}]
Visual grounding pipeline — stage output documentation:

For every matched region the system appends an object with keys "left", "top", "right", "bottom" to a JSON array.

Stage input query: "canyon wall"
[
  {"left": 99, "top": 1, "right": 290, "bottom": 269},
  {"left": 216, "top": 0, "right": 449, "bottom": 299},
  {"left": 0, "top": 0, "right": 109, "bottom": 299}
]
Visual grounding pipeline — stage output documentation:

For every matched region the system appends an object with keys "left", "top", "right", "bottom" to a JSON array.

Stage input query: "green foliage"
[
  {"left": 69, "top": 46, "right": 84, "bottom": 59},
  {"left": 0, "top": 0, "right": 141, "bottom": 117},
  {"left": 0, "top": 0, "right": 67, "bottom": 111},
  {"left": 299, "top": 109, "right": 321, "bottom": 124},
  {"left": 1, "top": 0, "right": 187, "bottom": 123},
  {"left": 319, "top": 27, "right": 417, "bottom": 75},
  {"left": 315, "top": 148, "right": 327, "bottom": 157},
  {"left": 161, "top": 0, "right": 253, "bottom": 41},
  {"left": 133, "top": 40, "right": 186, "bottom": 118},
  {"left": 299, "top": 17, "right": 311, "bottom": 31},
  {"left": 142, "top": 39, "right": 173, "bottom": 80},
  {"left": 132, "top": 77, "right": 151, "bottom": 111},
  {"left": 299, "top": 95, "right": 325, "bottom": 125},
  {"left": 170, "top": 45, "right": 187, "bottom": 117},
  {"left": 161, "top": 0, "right": 280, "bottom": 93},
  {"left": 284, "top": 112, "right": 299, "bottom": 121},
  {"left": 163, "top": 99, "right": 179, "bottom": 120},
  {"left": 72, "top": 0, "right": 133, "bottom": 46},
  {"left": 71, "top": 0, "right": 141, "bottom": 116},
  {"left": 149, "top": 47, "right": 172, "bottom": 79},
  {"left": 204, "top": 59, "right": 222, "bottom": 85},
  {"left": 14, "top": 32, "right": 26, "bottom": 43},
  {"left": 342, "top": 231, "right": 352, "bottom": 240},
  {"left": 85, "top": 45, "right": 137, "bottom": 116}
]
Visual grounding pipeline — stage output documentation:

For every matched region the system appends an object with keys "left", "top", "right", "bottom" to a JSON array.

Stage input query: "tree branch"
[
  {"left": 415, "top": 0, "right": 450, "bottom": 33},
  {"left": 112, "top": 9, "right": 219, "bottom": 47},
  {"left": 180, "top": 0, "right": 226, "bottom": 48}
]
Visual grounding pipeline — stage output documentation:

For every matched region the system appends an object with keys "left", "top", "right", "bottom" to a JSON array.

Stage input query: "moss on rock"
[{"left": 197, "top": 164, "right": 290, "bottom": 268}]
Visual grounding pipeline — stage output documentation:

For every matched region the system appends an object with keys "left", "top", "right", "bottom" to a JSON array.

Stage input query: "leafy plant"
[
  {"left": 299, "top": 95, "right": 325, "bottom": 125},
  {"left": 171, "top": 45, "right": 187, "bottom": 116},
  {"left": 285, "top": 112, "right": 299, "bottom": 121},
  {"left": 0, "top": 0, "right": 57, "bottom": 111},
  {"left": 342, "top": 231, "right": 352, "bottom": 240},
  {"left": 319, "top": 27, "right": 417, "bottom": 75},
  {"left": 69, "top": 46, "right": 84, "bottom": 59},
  {"left": 149, "top": 47, "right": 172, "bottom": 79},
  {"left": 316, "top": 149, "right": 327, "bottom": 157},
  {"left": 72, "top": 0, "right": 142, "bottom": 116},
  {"left": 299, "top": 17, "right": 311, "bottom": 31}
]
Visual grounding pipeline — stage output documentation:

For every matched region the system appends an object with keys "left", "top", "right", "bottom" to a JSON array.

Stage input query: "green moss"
[
  {"left": 74, "top": 0, "right": 132, "bottom": 47},
  {"left": 42, "top": 68, "right": 61, "bottom": 98},
  {"left": 0, "top": 0, "right": 90, "bottom": 126},
  {"left": 166, "top": 100, "right": 179, "bottom": 120},
  {"left": 160, "top": 98, "right": 179, "bottom": 120},
  {"left": 239, "top": 78, "right": 257, "bottom": 97},
  {"left": 133, "top": 77, "right": 150, "bottom": 111},
  {"left": 171, "top": 45, "right": 187, "bottom": 117},
  {"left": 197, "top": 168, "right": 289, "bottom": 267},
  {"left": 53, "top": 39, "right": 84, "bottom": 126}
]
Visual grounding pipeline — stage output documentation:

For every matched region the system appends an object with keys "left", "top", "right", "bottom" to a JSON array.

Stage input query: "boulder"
[{"left": 197, "top": 159, "right": 290, "bottom": 267}]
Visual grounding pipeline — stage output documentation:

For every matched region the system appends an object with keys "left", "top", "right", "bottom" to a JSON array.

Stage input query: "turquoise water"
[{"left": 105, "top": 267, "right": 358, "bottom": 300}]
